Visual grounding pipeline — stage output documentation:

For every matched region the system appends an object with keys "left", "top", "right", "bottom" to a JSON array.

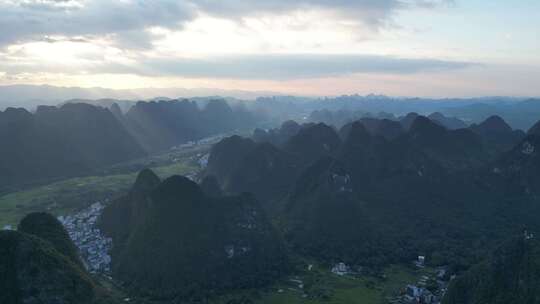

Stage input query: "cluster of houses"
[
  {"left": 170, "top": 134, "right": 229, "bottom": 151},
  {"left": 58, "top": 202, "right": 112, "bottom": 274},
  {"left": 522, "top": 141, "right": 535, "bottom": 155},
  {"left": 414, "top": 255, "right": 426, "bottom": 268},
  {"left": 390, "top": 258, "right": 449, "bottom": 304},
  {"left": 402, "top": 284, "right": 438, "bottom": 304},
  {"left": 331, "top": 173, "right": 353, "bottom": 193},
  {"left": 224, "top": 243, "right": 253, "bottom": 259},
  {"left": 331, "top": 262, "right": 351, "bottom": 276},
  {"left": 198, "top": 153, "right": 209, "bottom": 168}
]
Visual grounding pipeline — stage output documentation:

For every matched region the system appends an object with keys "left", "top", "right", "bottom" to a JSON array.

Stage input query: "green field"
[
  {"left": 257, "top": 267, "right": 417, "bottom": 304},
  {"left": 213, "top": 264, "right": 430, "bottom": 304},
  {"left": 0, "top": 161, "right": 197, "bottom": 228}
]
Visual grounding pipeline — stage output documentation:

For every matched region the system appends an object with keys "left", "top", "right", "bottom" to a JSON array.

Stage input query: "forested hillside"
[
  {"left": 443, "top": 236, "right": 540, "bottom": 304},
  {"left": 0, "top": 103, "right": 145, "bottom": 191},
  {"left": 0, "top": 99, "right": 261, "bottom": 191},
  {"left": 206, "top": 114, "right": 540, "bottom": 273},
  {"left": 0, "top": 212, "right": 120, "bottom": 304},
  {"left": 99, "top": 170, "right": 290, "bottom": 300}
]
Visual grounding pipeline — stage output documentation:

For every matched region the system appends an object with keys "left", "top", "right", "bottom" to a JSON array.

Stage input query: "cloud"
[
  {"left": 0, "top": 0, "right": 464, "bottom": 83},
  {"left": 135, "top": 54, "right": 475, "bottom": 79},
  {"left": 0, "top": 0, "right": 452, "bottom": 49},
  {"left": 0, "top": 0, "right": 194, "bottom": 48},
  {"left": 193, "top": 0, "right": 454, "bottom": 21},
  {"left": 0, "top": 53, "right": 474, "bottom": 80},
  {"left": 193, "top": 0, "right": 401, "bottom": 28}
]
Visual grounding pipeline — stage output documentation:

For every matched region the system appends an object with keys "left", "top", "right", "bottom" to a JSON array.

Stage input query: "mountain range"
[
  {"left": 0, "top": 103, "right": 144, "bottom": 191},
  {"left": 205, "top": 113, "right": 540, "bottom": 274},
  {"left": 5, "top": 101, "right": 540, "bottom": 303},
  {"left": 0, "top": 99, "right": 260, "bottom": 191},
  {"left": 0, "top": 84, "right": 279, "bottom": 110}
]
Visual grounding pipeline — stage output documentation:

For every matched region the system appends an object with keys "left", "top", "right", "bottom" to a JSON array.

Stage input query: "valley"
[
  {"left": 0, "top": 126, "right": 451, "bottom": 304},
  {"left": 3, "top": 100, "right": 540, "bottom": 304},
  {"left": 0, "top": 132, "right": 234, "bottom": 228},
  {"left": 216, "top": 264, "right": 444, "bottom": 304},
  {"left": 2, "top": 2, "right": 539, "bottom": 302}
]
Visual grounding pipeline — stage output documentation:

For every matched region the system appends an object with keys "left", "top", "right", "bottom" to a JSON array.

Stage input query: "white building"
[
  {"left": 415, "top": 255, "right": 426, "bottom": 267},
  {"left": 331, "top": 262, "right": 350, "bottom": 276}
]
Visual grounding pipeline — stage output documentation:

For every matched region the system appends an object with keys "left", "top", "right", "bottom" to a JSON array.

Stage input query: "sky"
[{"left": 0, "top": 0, "right": 539, "bottom": 97}]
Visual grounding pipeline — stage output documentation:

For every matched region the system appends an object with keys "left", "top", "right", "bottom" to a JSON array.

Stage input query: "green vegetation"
[
  {"left": 3, "top": 112, "right": 540, "bottom": 303},
  {"left": 0, "top": 161, "right": 196, "bottom": 228},
  {"left": 256, "top": 276, "right": 381, "bottom": 304},
  {"left": 212, "top": 264, "right": 429, "bottom": 304},
  {"left": 0, "top": 213, "right": 137, "bottom": 304},
  {"left": 18, "top": 212, "right": 83, "bottom": 267},
  {"left": 100, "top": 173, "right": 289, "bottom": 300},
  {"left": 0, "top": 230, "right": 96, "bottom": 304},
  {"left": 444, "top": 237, "right": 540, "bottom": 304}
]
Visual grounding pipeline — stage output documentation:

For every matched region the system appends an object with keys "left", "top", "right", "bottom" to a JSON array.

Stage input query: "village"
[
  {"left": 58, "top": 201, "right": 113, "bottom": 274},
  {"left": 327, "top": 256, "right": 449, "bottom": 304},
  {"left": 388, "top": 257, "right": 450, "bottom": 304}
]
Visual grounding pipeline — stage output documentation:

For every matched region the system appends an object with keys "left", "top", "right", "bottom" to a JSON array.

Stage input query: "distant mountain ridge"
[
  {"left": 0, "top": 97, "right": 262, "bottom": 190},
  {"left": 0, "top": 84, "right": 280, "bottom": 110},
  {"left": 120, "top": 99, "right": 258, "bottom": 152},
  {"left": 0, "top": 103, "right": 145, "bottom": 191},
  {"left": 262, "top": 95, "right": 540, "bottom": 130},
  {"left": 2, "top": 84, "right": 538, "bottom": 130}
]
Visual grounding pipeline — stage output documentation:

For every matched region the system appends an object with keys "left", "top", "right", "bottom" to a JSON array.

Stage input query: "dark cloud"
[
  {"left": 0, "top": 0, "right": 464, "bottom": 81},
  {"left": 0, "top": 0, "right": 453, "bottom": 49},
  {"left": 0, "top": 0, "right": 194, "bottom": 48},
  {"left": 194, "top": 0, "right": 454, "bottom": 17},
  {"left": 192, "top": 0, "right": 397, "bottom": 30}
]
